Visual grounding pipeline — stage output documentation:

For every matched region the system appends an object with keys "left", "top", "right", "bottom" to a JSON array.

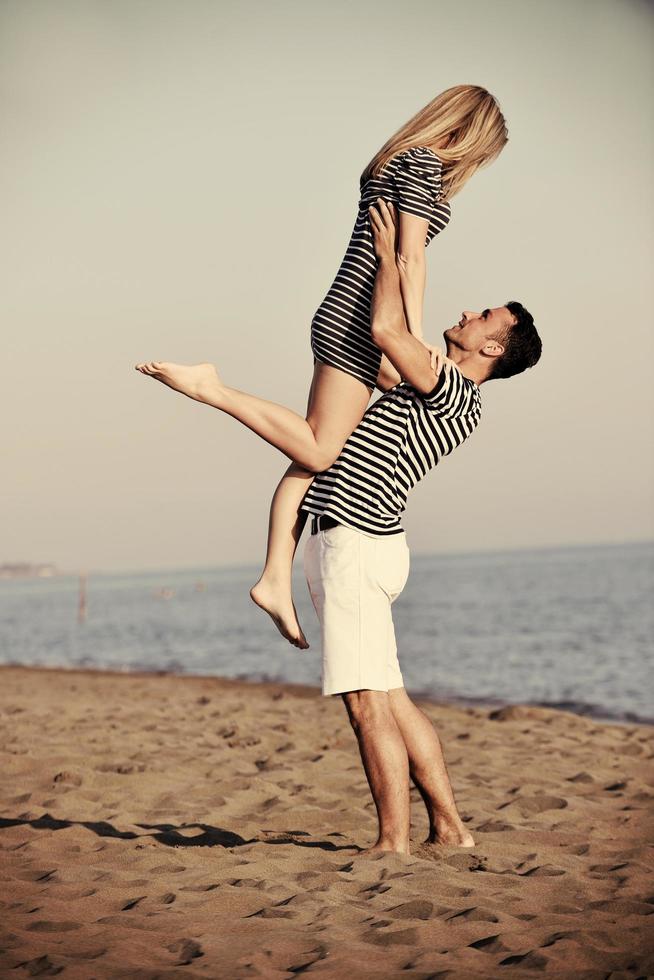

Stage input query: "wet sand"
[{"left": 1, "top": 664, "right": 653, "bottom": 978}]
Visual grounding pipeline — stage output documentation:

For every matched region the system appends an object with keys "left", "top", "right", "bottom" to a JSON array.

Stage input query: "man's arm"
[{"left": 368, "top": 199, "right": 447, "bottom": 394}]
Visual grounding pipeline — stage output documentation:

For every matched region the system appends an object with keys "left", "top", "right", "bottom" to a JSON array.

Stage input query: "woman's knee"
[{"left": 302, "top": 442, "right": 343, "bottom": 474}]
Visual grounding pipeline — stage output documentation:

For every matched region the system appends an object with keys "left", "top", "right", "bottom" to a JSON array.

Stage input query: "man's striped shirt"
[{"left": 301, "top": 366, "right": 482, "bottom": 536}]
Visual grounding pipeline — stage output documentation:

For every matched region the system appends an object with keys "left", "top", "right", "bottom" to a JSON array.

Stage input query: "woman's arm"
[
  {"left": 369, "top": 200, "right": 448, "bottom": 393},
  {"left": 375, "top": 353, "right": 402, "bottom": 392},
  {"left": 395, "top": 211, "right": 429, "bottom": 340}
]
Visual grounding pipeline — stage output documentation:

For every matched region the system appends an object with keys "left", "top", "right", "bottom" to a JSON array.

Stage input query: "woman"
[{"left": 136, "top": 84, "right": 507, "bottom": 649}]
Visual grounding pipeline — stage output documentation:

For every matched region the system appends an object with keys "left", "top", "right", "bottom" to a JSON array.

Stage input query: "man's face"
[{"left": 444, "top": 307, "right": 515, "bottom": 355}]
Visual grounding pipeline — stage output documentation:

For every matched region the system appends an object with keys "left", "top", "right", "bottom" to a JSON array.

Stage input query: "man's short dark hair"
[{"left": 487, "top": 301, "right": 542, "bottom": 380}]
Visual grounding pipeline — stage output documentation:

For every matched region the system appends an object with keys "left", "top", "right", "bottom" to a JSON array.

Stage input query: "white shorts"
[{"left": 303, "top": 522, "right": 411, "bottom": 696}]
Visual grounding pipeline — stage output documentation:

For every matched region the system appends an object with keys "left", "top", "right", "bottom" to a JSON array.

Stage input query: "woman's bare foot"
[
  {"left": 250, "top": 576, "right": 309, "bottom": 650},
  {"left": 135, "top": 361, "right": 224, "bottom": 404}
]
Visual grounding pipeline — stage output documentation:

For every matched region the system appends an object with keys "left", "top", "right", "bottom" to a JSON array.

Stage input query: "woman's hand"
[
  {"left": 369, "top": 197, "right": 399, "bottom": 261},
  {"left": 420, "top": 340, "right": 453, "bottom": 376}
]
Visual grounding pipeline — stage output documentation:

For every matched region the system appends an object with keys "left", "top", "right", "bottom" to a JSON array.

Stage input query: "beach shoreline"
[
  {"left": 2, "top": 662, "right": 651, "bottom": 728},
  {"left": 1, "top": 663, "right": 653, "bottom": 977}
]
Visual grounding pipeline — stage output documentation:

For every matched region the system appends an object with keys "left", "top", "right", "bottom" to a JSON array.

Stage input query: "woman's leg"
[
  {"left": 249, "top": 462, "right": 313, "bottom": 648},
  {"left": 250, "top": 361, "right": 372, "bottom": 647},
  {"left": 134, "top": 360, "right": 370, "bottom": 472},
  {"left": 135, "top": 359, "right": 373, "bottom": 646}
]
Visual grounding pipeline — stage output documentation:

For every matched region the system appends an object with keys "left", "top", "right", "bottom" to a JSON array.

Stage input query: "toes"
[{"left": 134, "top": 360, "right": 167, "bottom": 374}]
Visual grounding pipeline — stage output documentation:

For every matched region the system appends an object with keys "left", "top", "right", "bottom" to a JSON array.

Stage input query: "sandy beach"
[{"left": 1, "top": 664, "right": 652, "bottom": 978}]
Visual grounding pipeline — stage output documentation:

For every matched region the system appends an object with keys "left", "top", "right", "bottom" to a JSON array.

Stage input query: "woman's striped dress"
[{"left": 310, "top": 146, "right": 451, "bottom": 390}]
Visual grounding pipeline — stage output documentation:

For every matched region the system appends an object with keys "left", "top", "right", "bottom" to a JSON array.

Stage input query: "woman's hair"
[{"left": 360, "top": 84, "right": 508, "bottom": 201}]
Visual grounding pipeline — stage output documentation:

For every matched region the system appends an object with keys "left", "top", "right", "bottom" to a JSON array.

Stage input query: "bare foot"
[
  {"left": 250, "top": 577, "right": 309, "bottom": 650},
  {"left": 134, "top": 361, "right": 223, "bottom": 404},
  {"left": 425, "top": 821, "right": 475, "bottom": 848},
  {"left": 357, "top": 841, "right": 410, "bottom": 857}
]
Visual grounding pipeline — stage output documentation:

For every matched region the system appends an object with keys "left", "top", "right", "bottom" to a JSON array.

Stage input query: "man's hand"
[{"left": 369, "top": 197, "right": 399, "bottom": 262}]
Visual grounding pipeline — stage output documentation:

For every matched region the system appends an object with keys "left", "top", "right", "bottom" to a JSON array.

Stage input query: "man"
[
  {"left": 134, "top": 198, "right": 541, "bottom": 856},
  {"left": 300, "top": 199, "right": 542, "bottom": 856}
]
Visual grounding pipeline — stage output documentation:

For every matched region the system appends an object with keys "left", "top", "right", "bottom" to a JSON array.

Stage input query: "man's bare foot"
[
  {"left": 425, "top": 818, "right": 475, "bottom": 848},
  {"left": 357, "top": 841, "right": 410, "bottom": 857},
  {"left": 250, "top": 576, "right": 309, "bottom": 650},
  {"left": 135, "top": 361, "right": 224, "bottom": 404}
]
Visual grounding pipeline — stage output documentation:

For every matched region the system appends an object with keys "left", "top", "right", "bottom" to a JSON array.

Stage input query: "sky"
[{"left": 2, "top": 0, "right": 653, "bottom": 573}]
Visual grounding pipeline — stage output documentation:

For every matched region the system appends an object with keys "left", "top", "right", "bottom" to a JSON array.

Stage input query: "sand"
[{"left": 0, "top": 664, "right": 652, "bottom": 979}]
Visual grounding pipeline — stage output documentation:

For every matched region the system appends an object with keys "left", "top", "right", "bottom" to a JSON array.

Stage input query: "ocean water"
[{"left": 1, "top": 542, "right": 652, "bottom": 724}]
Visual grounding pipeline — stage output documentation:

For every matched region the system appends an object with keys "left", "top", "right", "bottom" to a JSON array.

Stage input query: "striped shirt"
[
  {"left": 310, "top": 146, "right": 451, "bottom": 390},
  {"left": 301, "top": 366, "right": 482, "bottom": 536}
]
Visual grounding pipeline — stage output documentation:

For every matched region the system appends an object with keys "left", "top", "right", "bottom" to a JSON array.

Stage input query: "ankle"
[
  {"left": 257, "top": 568, "right": 292, "bottom": 589},
  {"left": 196, "top": 376, "right": 227, "bottom": 407}
]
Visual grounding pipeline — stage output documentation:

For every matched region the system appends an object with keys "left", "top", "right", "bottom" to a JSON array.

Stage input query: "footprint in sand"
[
  {"left": 506, "top": 794, "right": 569, "bottom": 815},
  {"left": 227, "top": 878, "right": 267, "bottom": 890},
  {"left": 20, "top": 869, "right": 58, "bottom": 883},
  {"left": 52, "top": 771, "right": 82, "bottom": 787},
  {"left": 475, "top": 819, "right": 513, "bottom": 832},
  {"left": 360, "top": 881, "right": 393, "bottom": 897},
  {"left": 386, "top": 899, "right": 434, "bottom": 920},
  {"left": 65, "top": 946, "right": 108, "bottom": 961},
  {"left": 227, "top": 734, "right": 261, "bottom": 748},
  {"left": 166, "top": 938, "right": 204, "bottom": 966},
  {"left": 100, "top": 762, "right": 147, "bottom": 774},
  {"left": 179, "top": 881, "right": 221, "bottom": 893},
  {"left": 468, "top": 933, "right": 509, "bottom": 953},
  {"left": 604, "top": 780, "right": 628, "bottom": 791},
  {"left": 362, "top": 925, "right": 420, "bottom": 947},
  {"left": 120, "top": 896, "right": 147, "bottom": 911},
  {"left": 447, "top": 906, "right": 500, "bottom": 923},
  {"left": 26, "top": 920, "right": 80, "bottom": 932},
  {"left": 500, "top": 950, "right": 549, "bottom": 969},
  {"left": 540, "top": 931, "right": 576, "bottom": 948},
  {"left": 15, "top": 954, "right": 63, "bottom": 976},
  {"left": 566, "top": 771, "right": 595, "bottom": 783},
  {"left": 519, "top": 864, "right": 566, "bottom": 877}
]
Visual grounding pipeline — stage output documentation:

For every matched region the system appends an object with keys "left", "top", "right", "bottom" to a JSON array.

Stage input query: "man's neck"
[{"left": 446, "top": 348, "right": 488, "bottom": 387}]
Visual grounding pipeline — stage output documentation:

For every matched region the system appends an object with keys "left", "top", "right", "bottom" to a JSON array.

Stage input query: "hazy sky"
[{"left": 2, "top": 0, "right": 653, "bottom": 572}]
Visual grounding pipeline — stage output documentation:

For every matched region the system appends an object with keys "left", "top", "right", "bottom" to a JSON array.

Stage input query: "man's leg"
[
  {"left": 341, "top": 690, "right": 411, "bottom": 855},
  {"left": 388, "top": 687, "right": 474, "bottom": 847}
]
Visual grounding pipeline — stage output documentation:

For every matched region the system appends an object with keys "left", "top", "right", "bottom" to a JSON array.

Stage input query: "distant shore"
[{"left": 1, "top": 664, "right": 652, "bottom": 977}]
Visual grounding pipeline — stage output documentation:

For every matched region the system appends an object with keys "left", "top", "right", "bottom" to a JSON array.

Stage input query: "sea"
[{"left": 1, "top": 542, "right": 652, "bottom": 725}]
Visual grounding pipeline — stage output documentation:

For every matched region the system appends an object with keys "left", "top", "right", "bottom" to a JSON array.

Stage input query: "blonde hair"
[{"left": 360, "top": 84, "right": 508, "bottom": 201}]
